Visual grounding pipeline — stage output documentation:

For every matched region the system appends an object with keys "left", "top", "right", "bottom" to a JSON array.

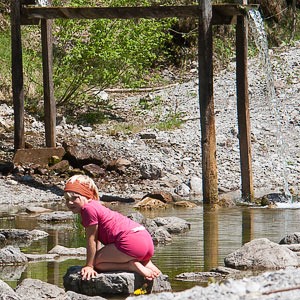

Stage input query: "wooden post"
[
  {"left": 198, "top": 0, "right": 218, "bottom": 204},
  {"left": 236, "top": 0, "right": 254, "bottom": 201},
  {"left": 41, "top": 3, "right": 56, "bottom": 147},
  {"left": 11, "top": 0, "right": 25, "bottom": 150}
]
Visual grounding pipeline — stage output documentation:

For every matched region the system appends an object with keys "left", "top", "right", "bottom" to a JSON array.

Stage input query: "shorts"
[{"left": 115, "top": 227, "right": 154, "bottom": 261}]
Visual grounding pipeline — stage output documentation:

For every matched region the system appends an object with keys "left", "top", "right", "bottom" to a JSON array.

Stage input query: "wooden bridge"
[{"left": 11, "top": 0, "right": 258, "bottom": 204}]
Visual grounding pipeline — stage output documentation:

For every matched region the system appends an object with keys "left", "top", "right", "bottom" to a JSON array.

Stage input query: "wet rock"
[
  {"left": 279, "top": 232, "right": 300, "bottom": 244},
  {"left": 151, "top": 227, "right": 172, "bottom": 245},
  {"left": 48, "top": 245, "right": 86, "bottom": 256},
  {"left": 153, "top": 217, "right": 191, "bottom": 234},
  {"left": 101, "top": 194, "right": 135, "bottom": 203},
  {"left": 224, "top": 238, "right": 299, "bottom": 270},
  {"left": 0, "top": 246, "right": 28, "bottom": 265},
  {"left": 175, "top": 271, "right": 223, "bottom": 282},
  {"left": 134, "top": 197, "right": 168, "bottom": 210},
  {"left": 0, "top": 229, "right": 47, "bottom": 247},
  {"left": 63, "top": 266, "right": 172, "bottom": 296},
  {"left": 142, "top": 191, "right": 174, "bottom": 203},
  {"left": 0, "top": 279, "right": 22, "bottom": 300},
  {"left": 65, "top": 291, "right": 106, "bottom": 300},
  {"left": 210, "top": 266, "right": 241, "bottom": 276},
  {"left": 0, "top": 265, "right": 27, "bottom": 280},
  {"left": 25, "top": 253, "right": 59, "bottom": 261},
  {"left": 25, "top": 206, "right": 53, "bottom": 214},
  {"left": 15, "top": 278, "right": 66, "bottom": 300},
  {"left": 173, "top": 200, "right": 197, "bottom": 208},
  {"left": 37, "top": 211, "right": 74, "bottom": 223}
]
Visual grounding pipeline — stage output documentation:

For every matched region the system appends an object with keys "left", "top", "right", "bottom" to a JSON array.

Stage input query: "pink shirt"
[{"left": 80, "top": 200, "right": 141, "bottom": 245}]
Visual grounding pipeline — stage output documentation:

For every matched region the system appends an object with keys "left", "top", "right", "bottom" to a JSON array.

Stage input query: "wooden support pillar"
[
  {"left": 236, "top": 0, "right": 254, "bottom": 201},
  {"left": 11, "top": 0, "right": 25, "bottom": 150},
  {"left": 198, "top": 0, "right": 218, "bottom": 204},
  {"left": 41, "top": 3, "right": 56, "bottom": 147}
]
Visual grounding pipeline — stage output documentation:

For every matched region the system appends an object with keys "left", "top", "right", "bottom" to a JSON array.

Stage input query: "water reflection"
[
  {"left": 1, "top": 203, "right": 300, "bottom": 294},
  {"left": 203, "top": 205, "right": 218, "bottom": 271}
]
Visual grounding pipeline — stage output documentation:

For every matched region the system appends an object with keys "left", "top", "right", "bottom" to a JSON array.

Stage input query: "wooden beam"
[
  {"left": 41, "top": 18, "right": 56, "bottom": 147},
  {"left": 21, "top": 4, "right": 258, "bottom": 23},
  {"left": 11, "top": 0, "right": 25, "bottom": 150},
  {"left": 198, "top": 0, "right": 218, "bottom": 204},
  {"left": 236, "top": 0, "right": 254, "bottom": 201}
]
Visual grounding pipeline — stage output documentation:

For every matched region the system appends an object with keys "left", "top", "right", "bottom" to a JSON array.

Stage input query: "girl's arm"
[{"left": 81, "top": 224, "right": 98, "bottom": 280}]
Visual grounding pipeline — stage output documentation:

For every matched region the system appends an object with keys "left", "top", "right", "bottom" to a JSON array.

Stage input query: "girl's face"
[{"left": 64, "top": 193, "right": 88, "bottom": 214}]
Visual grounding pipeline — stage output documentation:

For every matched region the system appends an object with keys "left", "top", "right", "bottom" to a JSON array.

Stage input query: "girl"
[{"left": 64, "top": 174, "right": 161, "bottom": 281}]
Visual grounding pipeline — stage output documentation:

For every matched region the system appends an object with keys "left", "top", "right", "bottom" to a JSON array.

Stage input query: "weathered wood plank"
[
  {"left": 41, "top": 18, "right": 56, "bottom": 147},
  {"left": 21, "top": 4, "right": 258, "bottom": 22},
  {"left": 236, "top": 0, "right": 254, "bottom": 202},
  {"left": 198, "top": 0, "right": 218, "bottom": 204},
  {"left": 11, "top": 0, "right": 25, "bottom": 150}
]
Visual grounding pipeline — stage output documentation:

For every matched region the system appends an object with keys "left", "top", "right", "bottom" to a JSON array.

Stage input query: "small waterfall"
[{"left": 247, "top": 9, "right": 292, "bottom": 201}]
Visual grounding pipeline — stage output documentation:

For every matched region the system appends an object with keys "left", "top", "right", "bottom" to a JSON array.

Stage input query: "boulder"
[
  {"left": 279, "top": 232, "right": 300, "bottom": 244},
  {"left": 153, "top": 216, "right": 191, "bottom": 234},
  {"left": 224, "top": 238, "right": 299, "bottom": 270},
  {"left": 0, "top": 246, "right": 28, "bottom": 265},
  {"left": 0, "top": 279, "right": 22, "bottom": 300},
  {"left": 37, "top": 211, "right": 74, "bottom": 223},
  {"left": 63, "top": 266, "right": 172, "bottom": 296},
  {"left": 134, "top": 197, "right": 167, "bottom": 210},
  {"left": 48, "top": 245, "right": 86, "bottom": 256},
  {"left": 15, "top": 278, "right": 66, "bottom": 300}
]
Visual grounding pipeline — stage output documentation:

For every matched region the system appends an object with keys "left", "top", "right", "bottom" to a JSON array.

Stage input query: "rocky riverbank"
[{"left": 0, "top": 42, "right": 300, "bottom": 207}]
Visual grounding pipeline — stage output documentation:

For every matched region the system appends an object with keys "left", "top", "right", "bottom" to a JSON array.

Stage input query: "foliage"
[{"left": 52, "top": 0, "right": 175, "bottom": 110}]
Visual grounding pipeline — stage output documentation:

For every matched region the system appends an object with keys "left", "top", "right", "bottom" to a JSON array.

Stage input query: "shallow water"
[{"left": 1, "top": 202, "right": 300, "bottom": 297}]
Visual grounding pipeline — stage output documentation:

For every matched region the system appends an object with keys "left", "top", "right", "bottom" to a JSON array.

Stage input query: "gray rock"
[
  {"left": 0, "top": 279, "right": 22, "bottom": 300},
  {"left": 25, "top": 253, "right": 59, "bottom": 261},
  {"left": 0, "top": 265, "right": 27, "bottom": 280},
  {"left": 175, "top": 271, "right": 223, "bottom": 282},
  {"left": 279, "top": 232, "right": 300, "bottom": 244},
  {"left": 0, "top": 246, "right": 28, "bottom": 265},
  {"left": 224, "top": 238, "right": 299, "bottom": 270},
  {"left": 15, "top": 278, "right": 66, "bottom": 300},
  {"left": 48, "top": 245, "right": 86, "bottom": 256},
  {"left": 153, "top": 217, "right": 191, "bottom": 234},
  {"left": 151, "top": 227, "right": 172, "bottom": 245},
  {"left": 63, "top": 265, "right": 171, "bottom": 296},
  {"left": 140, "top": 163, "right": 162, "bottom": 180},
  {"left": 65, "top": 290, "right": 106, "bottom": 300},
  {"left": 37, "top": 211, "right": 74, "bottom": 222}
]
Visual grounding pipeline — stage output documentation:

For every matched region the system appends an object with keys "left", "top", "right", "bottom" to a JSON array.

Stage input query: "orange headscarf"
[{"left": 64, "top": 180, "right": 96, "bottom": 200}]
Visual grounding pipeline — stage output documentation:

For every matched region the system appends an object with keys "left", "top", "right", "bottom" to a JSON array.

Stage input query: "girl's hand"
[{"left": 81, "top": 266, "right": 97, "bottom": 280}]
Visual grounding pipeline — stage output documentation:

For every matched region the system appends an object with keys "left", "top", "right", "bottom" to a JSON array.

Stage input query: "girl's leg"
[{"left": 94, "top": 244, "right": 158, "bottom": 280}]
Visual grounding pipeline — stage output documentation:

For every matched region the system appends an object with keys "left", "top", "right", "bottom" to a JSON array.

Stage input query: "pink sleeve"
[{"left": 81, "top": 205, "right": 98, "bottom": 228}]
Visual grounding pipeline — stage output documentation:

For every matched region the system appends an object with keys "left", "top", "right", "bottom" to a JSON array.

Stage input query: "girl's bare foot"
[
  {"left": 143, "top": 260, "right": 161, "bottom": 277},
  {"left": 130, "top": 261, "right": 156, "bottom": 280}
]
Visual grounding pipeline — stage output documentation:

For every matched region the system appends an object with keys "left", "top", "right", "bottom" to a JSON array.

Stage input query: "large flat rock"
[{"left": 63, "top": 266, "right": 172, "bottom": 296}]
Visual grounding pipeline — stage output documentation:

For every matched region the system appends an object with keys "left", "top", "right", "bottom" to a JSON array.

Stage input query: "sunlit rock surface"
[{"left": 63, "top": 265, "right": 172, "bottom": 296}]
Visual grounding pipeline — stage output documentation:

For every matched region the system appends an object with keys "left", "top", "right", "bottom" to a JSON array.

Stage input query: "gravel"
[{"left": 0, "top": 41, "right": 299, "bottom": 206}]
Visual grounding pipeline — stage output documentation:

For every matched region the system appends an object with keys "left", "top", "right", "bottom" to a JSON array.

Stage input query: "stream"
[{"left": 1, "top": 201, "right": 300, "bottom": 298}]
